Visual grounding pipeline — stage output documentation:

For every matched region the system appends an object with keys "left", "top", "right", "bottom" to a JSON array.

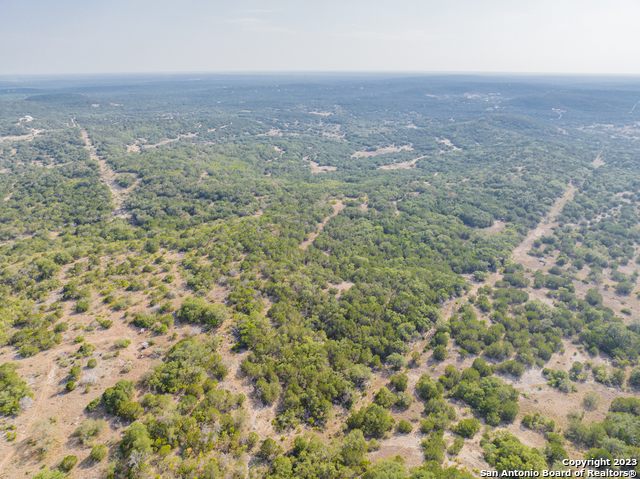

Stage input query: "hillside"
[{"left": 1, "top": 74, "right": 640, "bottom": 479}]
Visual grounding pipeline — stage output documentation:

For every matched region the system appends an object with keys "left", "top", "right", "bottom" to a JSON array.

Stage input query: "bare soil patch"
[
  {"left": 378, "top": 155, "right": 428, "bottom": 170},
  {"left": 309, "top": 160, "right": 337, "bottom": 173},
  {"left": 435, "top": 137, "right": 461, "bottom": 150},
  {"left": 352, "top": 145, "right": 414, "bottom": 158},
  {"left": 141, "top": 133, "right": 197, "bottom": 149},
  {"left": 0, "top": 129, "right": 43, "bottom": 143},
  {"left": 478, "top": 220, "right": 505, "bottom": 235}
]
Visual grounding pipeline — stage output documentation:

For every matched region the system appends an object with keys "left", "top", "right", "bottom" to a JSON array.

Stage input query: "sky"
[{"left": 1, "top": 0, "right": 639, "bottom": 75}]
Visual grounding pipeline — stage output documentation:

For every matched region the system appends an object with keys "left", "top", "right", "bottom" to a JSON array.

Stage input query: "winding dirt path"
[
  {"left": 300, "top": 200, "right": 345, "bottom": 250},
  {"left": 140, "top": 133, "right": 198, "bottom": 149},
  {"left": 0, "top": 361, "right": 55, "bottom": 473},
  {"left": 77, "top": 126, "right": 132, "bottom": 219},
  {"left": 512, "top": 185, "right": 576, "bottom": 268}
]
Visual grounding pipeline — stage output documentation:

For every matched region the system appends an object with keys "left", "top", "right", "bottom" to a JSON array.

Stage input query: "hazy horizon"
[{"left": 2, "top": 0, "right": 639, "bottom": 76}]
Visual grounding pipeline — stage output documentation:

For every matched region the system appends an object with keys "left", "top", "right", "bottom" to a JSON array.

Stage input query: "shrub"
[
  {"left": 389, "top": 373, "right": 408, "bottom": 392},
  {"left": 30, "top": 419, "right": 60, "bottom": 458},
  {"left": 77, "top": 343, "right": 96, "bottom": 357},
  {"left": 103, "top": 380, "right": 135, "bottom": 414},
  {"left": 473, "top": 271, "right": 488, "bottom": 282},
  {"left": 69, "top": 365, "right": 81, "bottom": 381},
  {"left": 58, "top": 456, "right": 78, "bottom": 472},
  {"left": 482, "top": 431, "right": 547, "bottom": 472},
  {"left": 374, "top": 387, "right": 397, "bottom": 408},
  {"left": 416, "top": 375, "right": 443, "bottom": 401},
  {"left": 610, "top": 368, "right": 626, "bottom": 387},
  {"left": 347, "top": 404, "right": 395, "bottom": 438},
  {"left": 33, "top": 469, "right": 66, "bottom": 479},
  {"left": 0, "top": 363, "right": 33, "bottom": 416},
  {"left": 19, "top": 345, "right": 39, "bottom": 357},
  {"left": 395, "top": 392, "right": 413, "bottom": 410},
  {"left": 73, "top": 419, "right": 106, "bottom": 446},
  {"left": 246, "top": 431, "right": 259, "bottom": 449},
  {"left": 90, "top": 443, "right": 108, "bottom": 462},
  {"left": 349, "top": 364, "right": 373, "bottom": 388},
  {"left": 98, "top": 318, "right": 113, "bottom": 329},
  {"left": 185, "top": 384, "right": 204, "bottom": 398},
  {"left": 448, "top": 436, "right": 465, "bottom": 456},
  {"left": 496, "top": 360, "right": 525, "bottom": 377},
  {"left": 257, "top": 378, "right": 282, "bottom": 405},
  {"left": 114, "top": 338, "right": 131, "bottom": 349},
  {"left": 87, "top": 358, "right": 97, "bottom": 368},
  {"left": 258, "top": 438, "right": 282, "bottom": 460},
  {"left": 629, "top": 367, "right": 640, "bottom": 388},
  {"left": 615, "top": 282, "right": 634, "bottom": 296},
  {"left": 521, "top": 413, "right": 555, "bottom": 433},
  {"left": 112, "top": 296, "right": 132, "bottom": 311},
  {"left": 53, "top": 322, "right": 69, "bottom": 333},
  {"left": 177, "top": 297, "right": 227, "bottom": 328},
  {"left": 66, "top": 381, "right": 76, "bottom": 392},
  {"left": 144, "top": 239, "right": 159, "bottom": 253},
  {"left": 583, "top": 391, "right": 601, "bottom": 410},
  {"left": 421, "top": 431, "right": 447, "bottom": 463},
  {"left": 397, "top": 420, "right": 413, "bottom": 434},
  {"left": 450, "top": 375, "right": 519, "bottom": 426},
  {"left": 120, "top": 422, "right": 152, "bottom": 457},
  {"left": 158, "top": 302, "right": 175, "bottom": 313},
  {"left": 75, "top": 301, "right": 90, "bottom": 313},
  {"left": 362, "top": 459, "right": 408, "bottom": 478},
  {"left": 118, "top": 401, "right": 144, "bottom": 421},
  {"left": 86, "top": 397, "right": 101, "bottom": 412},
  {"left": 609, "top": 397, "right": 640, "bottom": 415},
  {"left": 454, "top": 418, "right": 481, "bottom": 438}
]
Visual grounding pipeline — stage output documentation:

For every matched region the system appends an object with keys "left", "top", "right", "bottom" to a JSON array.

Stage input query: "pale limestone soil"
[
  {"left": 0, "top": 253, "right": 206, "bottom": 478},
  {"left": 378, "top": 155, "right": 429, "bottom": 170},
  {"left": 435, "top": 137, "right": 461, "bottom": 151},
  {"left": 139, "top": 133, "right": 198, "bottom": 149},
  {"left": 352, "top": 145, "right": 414, "bottom": 158},
  {"left": 308, "top": 160, "right": 338, "bottom": 173},
  {"left": 299, "top": 200, "right": 346, "bottom": 250},
  {"left": 78, "top": 128, "right": 135, "bottom": 219}
]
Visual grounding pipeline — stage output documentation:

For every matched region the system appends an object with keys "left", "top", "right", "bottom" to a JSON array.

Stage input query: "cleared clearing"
[
  {"left": 352, "top": 145, "right": 414, "bottom": 158},
  {"left": 378, "top": 155, "right": 428, "bottom": 170}
]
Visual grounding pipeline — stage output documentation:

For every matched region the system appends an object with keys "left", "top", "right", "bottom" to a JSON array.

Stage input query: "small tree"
[
  {"left": 386, "top": 353, "right": 407, "bottom": 370},
  {"left": 433, "top": 345, "right": 448, "bottom": 361},
  {"left": 453, "top": 418, "right": 481, "bottom": 438},
  {"left": 390, "top": 373, "right": 408, "bottom": 392},
  {"left": 259, "top": 438, "right": 282, "bottom": 461}
]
